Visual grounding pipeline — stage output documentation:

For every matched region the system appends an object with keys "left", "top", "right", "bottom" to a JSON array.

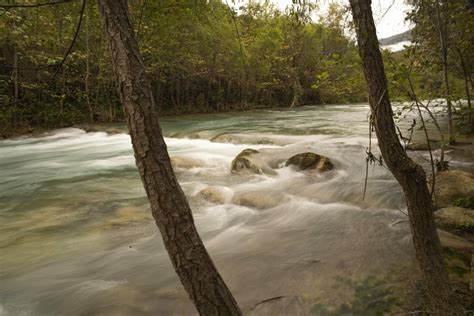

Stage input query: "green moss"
[
  {"left": 311, "top": 276, "right": 400, "bottom": 315},
  {"left": 448, "top": 265, "right": 468, "bottom": 277},
  {"left": 451, "top": 196, "right": 474, "bottom": 210},
  {"left": 443, "top": 247, "right": 471, "bottom": 266}
]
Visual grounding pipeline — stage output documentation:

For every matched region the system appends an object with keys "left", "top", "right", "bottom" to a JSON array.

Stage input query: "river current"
[{"left": 0, "top": 104, "right": 469, "bottom": 315}]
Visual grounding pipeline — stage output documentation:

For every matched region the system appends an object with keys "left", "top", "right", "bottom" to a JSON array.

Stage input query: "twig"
[
  {"left": 0, "top": 0, "right": 76, "bottom": 8},
  {"left": 247, "top": 296, "right": 287, "bottom": 310},
  {"left": 0, "top": 64, "right": 55, "bottom": 70},
  {"left": 362, "top": 88, "right": 387, "bottom": 201},
  {"left": 396, "top": 207, "right": 408, "bottom": 217},
  {"left": 135, "top": 0, "right": 147, "bottom": 42},
  {"left": 50, "top": 0, "right": 86, "bottom": 83}
]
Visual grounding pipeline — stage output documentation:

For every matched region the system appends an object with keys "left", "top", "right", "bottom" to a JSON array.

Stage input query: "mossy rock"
[
  {"left": 231, "top": 149, "right": 262, "bottom": 174},
  {"left": 433, "top": 170, "right": 474, "bottom": 209},
  {"left": 285, "top": 152, "right": 334, "bottom": 172},
  {"left": 196, "top": 186, "right": 231, "bottom": 204},
  {"left": 435, "top": 207, "right": 474, "bottom": 235},
  {"left": 231, "top": 149, "right": 276, "bottom": 175}
]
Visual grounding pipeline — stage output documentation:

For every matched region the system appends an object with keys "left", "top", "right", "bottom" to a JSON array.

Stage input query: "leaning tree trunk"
[
  {"left": 97, "top": 1, "right": 241, "bottom": 315},
  {"left": 348, "top": 0, "right": 464, "bottom": 314}
]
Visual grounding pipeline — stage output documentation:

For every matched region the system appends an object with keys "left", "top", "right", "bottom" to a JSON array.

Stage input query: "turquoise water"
[{"left": 0, "top": 104, "right": 464, "bottom": 315}]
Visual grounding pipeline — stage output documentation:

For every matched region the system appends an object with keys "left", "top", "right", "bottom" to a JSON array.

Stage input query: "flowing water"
[{"left": 0, "top": 104, "right": 470, "bottom": 315}]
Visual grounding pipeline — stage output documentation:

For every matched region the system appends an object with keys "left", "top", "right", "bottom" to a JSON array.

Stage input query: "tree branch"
[
  {"left": 0, "top": 0, "right": 76, "bottom": 8},
  {"left": 49, "top": 0, "right": 86, "bottom": 82}
]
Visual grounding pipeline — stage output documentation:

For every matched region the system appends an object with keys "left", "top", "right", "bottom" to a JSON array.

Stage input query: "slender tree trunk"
[
  {"left": 457, "top": 48, "right": 472, "bottom": 109},
  {"left": 456, "top": 47, "right": 472, "bottom": 132},
  {"left": 13, "top": 46, "right": 19, "bottom": 103},
  {"left": 435, "top": 0, "right": 455, "bottom": 143},
  {"left": 85, "top": 2, "right": 94, "bottom": 122},
  {"left": 97, "top": 1, "right": 241, "bottom": 315},
  {"left": 348, "top": 1, "right": 464, "bottom": 314},
  {"left": 12, "top": 45, "right": 19, "bottom": 128},
  {"left": 55, "top": 7, "right": 65, "bottom": 125}
]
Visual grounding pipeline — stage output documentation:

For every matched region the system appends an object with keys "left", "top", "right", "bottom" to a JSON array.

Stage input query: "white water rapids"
[{"left": 1, "top": 104, "right": 470, "bottom": 315}]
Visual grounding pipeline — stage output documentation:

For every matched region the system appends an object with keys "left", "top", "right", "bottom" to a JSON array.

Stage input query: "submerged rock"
[
  {"left": 285, "top": 152, "right": 334, "bottom": 172},
  {"left": 170, "top": 156, "right": 205, "bottom": 169},
  {"left": 211, "top": 133, "right": 290, "bottom": 146},
  {"left": 434, "top": 170, "right": 474, "bottom": 208},
  {"left": 233, "top": 190, "right": 288, "bottom": 210},
  {"left": 231, "top": 149, "right": 276, "bottom": 175},
  {"left": 197, "top": 186, "right": 231, "bottom": 204},
  {"left": 80, "top": 125, "right": 126, "bottom": 134}
]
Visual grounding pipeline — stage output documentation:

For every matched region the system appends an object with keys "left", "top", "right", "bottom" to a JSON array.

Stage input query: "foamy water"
[{"left": 1, "top": 104, "right": 469, "bottom": 315}]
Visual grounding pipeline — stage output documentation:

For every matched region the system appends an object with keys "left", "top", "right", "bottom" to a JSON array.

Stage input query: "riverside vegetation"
[{"left": 1, "top": 0, "right": 472, "bottom": 137}]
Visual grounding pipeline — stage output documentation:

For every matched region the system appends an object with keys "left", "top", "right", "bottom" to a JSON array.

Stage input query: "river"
[{"left": 0, "top": 104, "right": 470, "bottom": 315}]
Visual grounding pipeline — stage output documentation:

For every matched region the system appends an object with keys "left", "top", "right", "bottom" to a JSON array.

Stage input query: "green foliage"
[
  {"left": 310, "top": 276, "right": 400, "bottom": 315},
  {"left": 451, "top": 196, "right": 474, "bottom": 210},
  {"left": 443, "top": 247, "right": 472, "bottom": 266},
  {"left": 0, "top": 0, "right": 471, "bottom": 137},
  {"left": 0, "top": 1, "right": 367, "bottom": 136}
]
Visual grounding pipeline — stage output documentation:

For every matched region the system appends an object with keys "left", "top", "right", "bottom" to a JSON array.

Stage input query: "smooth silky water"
[{"left": 0, "top": 104, "right": 468, "bottom": 315}]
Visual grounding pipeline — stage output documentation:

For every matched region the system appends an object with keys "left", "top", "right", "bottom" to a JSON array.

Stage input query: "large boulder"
[
  {"left": 285, "top": 152, "right": 334, "bottom": 172},
  {"left": 231, "top": 149, "right": 276, "bottom": 175},
  {"left": 232, "top": 190, "right": 289, "bottom": 210},
  {"left": 434, "top": 170, "right": 474, "bottom": 208}
]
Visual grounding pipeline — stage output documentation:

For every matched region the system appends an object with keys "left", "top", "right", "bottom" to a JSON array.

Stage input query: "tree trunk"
[
  {"left": 456, "top": 47, "right": 472, "bottom": 132},
  {"left": 13, "top": 46, "right": 19, "bottom": 103},
  {"left": 12, "top": 45, "right": 19, "bottom": 128},
  {"left": 348, "top": 0, "right": 464, "bottom": 314},
  {"left": 435, "top": 0, "right": 455, "bottom": 143},
  {"left": 85, "top": 2, "right": 94, "bottom": 122},
  {"left": 96, "top": 1, "right": 241, "bottom": 315},
  {"left": 457, "top": 48, "right": 472, "bottom": 109}
]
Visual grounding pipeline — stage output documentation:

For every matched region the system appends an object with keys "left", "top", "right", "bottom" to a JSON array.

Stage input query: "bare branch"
[
  {"left": 0, "top": 0, "right": 76, "bottom": 8},
  {"left": 50, "top": 0, "right": 86, "bottom": 82}
]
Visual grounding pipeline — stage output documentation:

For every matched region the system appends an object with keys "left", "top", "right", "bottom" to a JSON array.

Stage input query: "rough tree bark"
[
  {"left": 348, "top": 0, "right": 464, "bottom": 314},
  {"left": 97, "top": 1, "right": 242, "bottom": 315}
]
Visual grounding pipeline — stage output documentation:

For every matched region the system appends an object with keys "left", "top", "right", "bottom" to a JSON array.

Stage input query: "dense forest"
[{"left": 0, "top": 0, "right": 472, "bottom": 137}]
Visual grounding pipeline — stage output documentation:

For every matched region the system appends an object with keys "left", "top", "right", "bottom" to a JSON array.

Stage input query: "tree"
[
  {"left": 434, "top": 0, "right": 455, "bottom": 143},
  {"left": 348, "top": 0, "right": 464, "bottom": 314},
  {"left": 96, "top": 0, "right": 241, "bottom": 314},
  {"left": 407, "top": 0, "right": 474, "bottom": 141}
]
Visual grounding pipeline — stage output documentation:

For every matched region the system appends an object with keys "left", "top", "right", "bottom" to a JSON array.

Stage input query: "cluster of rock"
[
  {"left": 431, "top": 169, "right": 473, "bottom": 293},
  {"left": 433, "top": 170, "right": 474, "bottom": 239},
  {"left": 231, "top": 148, "right": 334, "bottom": 175},
  {"left": 190, "top": 148, "right": 334, "bottom": 209}
]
